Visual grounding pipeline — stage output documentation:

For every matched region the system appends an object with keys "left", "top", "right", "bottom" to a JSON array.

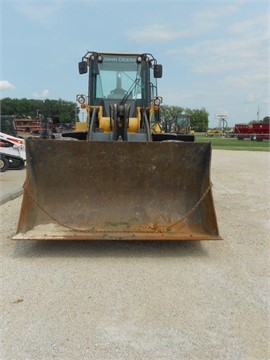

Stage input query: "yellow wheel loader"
[{"left": 13, "top": 52, "right": 221, "bottom": 241}]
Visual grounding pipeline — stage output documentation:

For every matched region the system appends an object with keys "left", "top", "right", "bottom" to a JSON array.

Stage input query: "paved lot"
[
  {"left": 0, "top": 168, "right": 26, "bottom": 205},
  {"left": 0, "top": 150, "right": 269, "bottom": 360}
]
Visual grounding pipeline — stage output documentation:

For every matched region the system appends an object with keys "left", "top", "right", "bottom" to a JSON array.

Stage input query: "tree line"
[
  {"left": 249, "top": 116, "right": 269, "bottom": 124},
  {"left": 1, "top": 97, "right": 209, "bottom": 131},
  {"left": 1, "top": 98, "right": 79, "bottom": 123}
]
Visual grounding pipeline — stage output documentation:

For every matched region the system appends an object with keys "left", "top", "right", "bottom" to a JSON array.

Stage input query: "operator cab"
[
  {"left": 76, "top": 52, "right": 163, "bottom": 141},
  {"left": 78, "top": 52, "right": 162, "bottom": 116}
]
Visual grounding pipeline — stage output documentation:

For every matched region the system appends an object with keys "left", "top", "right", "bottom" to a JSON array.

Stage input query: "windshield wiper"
[{"left": 120, "top": 78, "right": 140, "bottom": 105}]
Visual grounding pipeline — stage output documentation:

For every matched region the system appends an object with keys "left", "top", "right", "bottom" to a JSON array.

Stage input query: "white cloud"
[
  {"left": 168, "top": 32, "right": 267, "bottom": 83},
  {"left": 0, "top": 80, "right": 16, "bottom": 90},
  {"left": 245, "top": 92, "right": 262, "bottom": 103},
  {"left": 128, "top": 21, "right": 218, "bottom": 43},
  {"left": 194, "top": 3, "right": 238, "bottom": 22},
  {"left": 128, "top": 25, "right": 184, "bottom": 43},
  {"left": 32, "top": 89, "right": 49, "bottom": 99},
  {"left": 48, "top": 58, "right": 70, "bottom": 68},
  {"left": 226, "top": 70, "right": 268, "bottom": 89},
  {"left": 13, "top": 3, "right": 62, "bottom": 28},
  {"left": 227, "top": 15, "right": 268, "bottom": 37},
  {"left": 172, "top": 10, "right": 268, "bottom": 77},
  {"left": 128, "top": 3, "right": 240, "bottom": 44}
]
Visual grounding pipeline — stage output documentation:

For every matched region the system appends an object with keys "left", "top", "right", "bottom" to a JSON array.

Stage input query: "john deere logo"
[{"left": 103, "top": 56, "right": 136, "bottom": 63}]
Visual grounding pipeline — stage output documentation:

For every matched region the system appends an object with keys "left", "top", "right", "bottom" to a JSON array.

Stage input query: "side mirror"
[
  {"left": 78, "top": 61, "right": 88, "bottom": 74},
  {"left": 154, "top": 64, "right": 162, "bottom": 78}
]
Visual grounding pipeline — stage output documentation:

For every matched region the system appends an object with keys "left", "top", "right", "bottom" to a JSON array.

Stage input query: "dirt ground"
[{"left": 0, "top": 150, "right": 269, "bottom": 360}]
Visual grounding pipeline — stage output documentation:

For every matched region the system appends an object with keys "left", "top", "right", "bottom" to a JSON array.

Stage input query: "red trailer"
[{"left": 234, "top": 123, "right": 269, "bottom": 141}]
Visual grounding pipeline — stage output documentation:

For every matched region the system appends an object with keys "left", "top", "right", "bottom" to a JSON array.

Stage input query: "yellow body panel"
[
  {"left": 75, "top": 121, "right": 88, "bottom": 131},
  {"left": 76, "top": 105, "right": 143, "bottom": 133},
  {"left": 99, "top": 117, "right": 140, "bottom": 133}
]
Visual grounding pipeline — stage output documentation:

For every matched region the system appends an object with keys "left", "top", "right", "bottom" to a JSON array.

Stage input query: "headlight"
[
  {"left": 154, "top": 98, "right": 160, "bottom": 106},
  {"left": 77, "top": 94, "right": 86, "bottom": 104}
]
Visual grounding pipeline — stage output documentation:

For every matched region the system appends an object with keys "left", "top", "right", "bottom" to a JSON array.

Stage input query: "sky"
[{"left": 0, "top": 0, "right": 269, "bottom": 127}]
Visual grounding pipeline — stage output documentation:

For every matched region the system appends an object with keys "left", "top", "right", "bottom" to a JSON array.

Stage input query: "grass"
[{"left": 195, "top": 133, "right": 270, "bottom": 152}]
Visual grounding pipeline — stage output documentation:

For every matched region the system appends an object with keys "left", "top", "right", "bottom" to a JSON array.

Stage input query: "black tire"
[
  {"left": 0, "top": 156, "right": 9, "bottom": 172},
  {"left": 16, "top": 159, "right": 25, "bottom": 170}
]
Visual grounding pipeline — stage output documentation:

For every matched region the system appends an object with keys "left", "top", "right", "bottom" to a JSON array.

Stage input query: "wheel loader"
[{"left": 13, "top": 51, "right": 221, "bottom": 241}]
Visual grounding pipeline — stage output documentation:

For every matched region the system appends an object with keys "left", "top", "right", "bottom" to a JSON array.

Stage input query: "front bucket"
[{"left": 13, "top": 139, "right": 221, "bottom": 240}]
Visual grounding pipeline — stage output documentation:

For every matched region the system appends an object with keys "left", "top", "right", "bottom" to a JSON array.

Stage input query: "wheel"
[
  {"left": 0, "top": 156, "right": 9, "bottom": 172},
  {"left": 16, "top": 159, "right": 25, "bottom": 170}
]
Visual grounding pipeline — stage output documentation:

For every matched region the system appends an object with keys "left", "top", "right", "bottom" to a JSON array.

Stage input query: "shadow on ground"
[{"left": 12, "top": 239, "right": 213, "bottom": 259}]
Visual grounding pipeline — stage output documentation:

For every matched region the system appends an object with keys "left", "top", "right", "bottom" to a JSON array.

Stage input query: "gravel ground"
[{"left": 0, "top": 149, "right": 269, "bottom": 360}]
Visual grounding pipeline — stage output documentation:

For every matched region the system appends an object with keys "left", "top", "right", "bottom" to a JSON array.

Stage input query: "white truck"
[{"left": 0, "top": 132, "right": 26, "bottom": 172}]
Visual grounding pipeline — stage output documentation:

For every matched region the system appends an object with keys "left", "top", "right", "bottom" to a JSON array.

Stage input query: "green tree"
[
  {"left": 160, "top": 105, "right": 184, "bottom": 122},
  {"left": 190, "top": 108, "right": 209, "bottom": 132},
  {"left": 160, "top": 104, "right": 209, "bottom": 132},
  {"left": 0, "top": 98, "right": 79, "bottom": 123}
]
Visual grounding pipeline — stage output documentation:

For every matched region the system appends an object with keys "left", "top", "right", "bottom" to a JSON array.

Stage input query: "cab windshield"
[
  {"left": 95, "top": 55, "right": 142, "bottom": 100},
  {"left": 175, "top": 115, "right": 190, "bottom": 128}
]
